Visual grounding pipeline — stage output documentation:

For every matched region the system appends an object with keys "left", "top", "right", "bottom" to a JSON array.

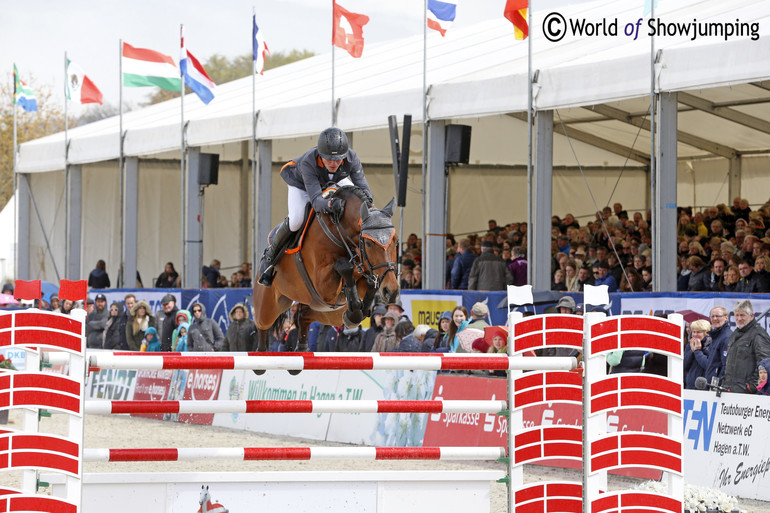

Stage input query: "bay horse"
[{"left": 253, "top": 186, "right": 400, "bottom": 363}]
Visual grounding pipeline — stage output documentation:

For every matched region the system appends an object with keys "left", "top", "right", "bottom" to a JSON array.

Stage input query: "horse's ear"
[
  {"left": 360, "top": 201, "right": 369, "bottom": 222},
  {"left": 381, "top": 197, "right": 396, "bottom": 217}
]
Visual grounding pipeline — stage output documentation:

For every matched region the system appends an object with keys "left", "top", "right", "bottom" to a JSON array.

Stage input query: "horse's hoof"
[
  {"left": 252, "top": 369, "right": 266, "bottom": 376},
  {"left": 288, "top": 369, "right": 302, "bottom": 376}
]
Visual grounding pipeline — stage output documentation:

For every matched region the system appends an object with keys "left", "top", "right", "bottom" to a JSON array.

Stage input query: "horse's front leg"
[{"left": 334, "top": 258, "right": 363, "bottom": 314}]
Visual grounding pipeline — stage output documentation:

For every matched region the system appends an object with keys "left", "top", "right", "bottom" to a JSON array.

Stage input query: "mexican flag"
[
  {"left": 66, "top": 59, "right": 103, "bottom": 105},
  {"left": 122, "top": 42, "right": 181, "bottom": 91}
]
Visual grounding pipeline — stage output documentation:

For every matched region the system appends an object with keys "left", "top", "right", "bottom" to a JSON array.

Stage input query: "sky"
[{"left": 3, "top": 0, "right": 551, "bottom": 114}]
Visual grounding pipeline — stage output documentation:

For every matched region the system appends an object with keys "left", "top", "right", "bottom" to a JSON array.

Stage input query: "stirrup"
[{"left": 258, "top": 264, "right": 276, "bottom": 286}]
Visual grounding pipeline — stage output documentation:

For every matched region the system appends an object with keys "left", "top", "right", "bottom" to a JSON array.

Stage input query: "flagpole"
[
  {"left": 422, "top": 0, "right": 428, "bottom": 282},
  {"left": 64, "top": 51, "right": 70, "bottom": 279},
  {"left": 526, "top": 2, "right": 533, "bottom": 284},
  {"left": 331, "top": 0, "right": 336, "bottom": 126},
  {"left": 180, "top": 24, "right": 187, "bottom": 287},
  {"left": 251, "top": 8, "right": 257, "bottom": 273},
  {"left": 12, "top": 65, "right": 18, "bottom": 281},
  {"left": 649, "top": 1, "right": 657, "bottom": 291},
  {"left": 118, "top": 40, "right": 125, "bottom": 288}
]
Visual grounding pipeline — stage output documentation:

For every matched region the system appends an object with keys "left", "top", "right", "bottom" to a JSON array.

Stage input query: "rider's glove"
[{"left": 328, "top": 198, "right": 346, "bottom": 217}]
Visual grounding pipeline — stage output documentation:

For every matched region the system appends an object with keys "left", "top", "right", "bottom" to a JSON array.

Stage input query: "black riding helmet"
[{"left": 317, "top": 127, "right": 349, "bottom": 161}]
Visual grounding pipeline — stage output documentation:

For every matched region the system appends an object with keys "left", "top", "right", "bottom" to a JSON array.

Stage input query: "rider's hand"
[{"left": 328, "top": 198, "right": 346, "bottom": 217}]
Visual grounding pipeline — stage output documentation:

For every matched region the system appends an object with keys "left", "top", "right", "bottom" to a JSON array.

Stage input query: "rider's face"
[{"left": 321, "top": 158, "right": 343, "bottom": 173}]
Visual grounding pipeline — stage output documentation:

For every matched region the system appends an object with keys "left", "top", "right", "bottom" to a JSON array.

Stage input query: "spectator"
[
  {"left": 707, "top": 258, "right": 727, "bottom": 291},
  {"left": 1, "top": 283, "right": 12, "bottom": 295},
  {"left": 434, "top": 310, "right": 453, "bottom": 352},
  {"left": 467, "top": 302, "right": 490, "bottom": 331},
  {"left": 594, "top": 261, "right": 618, "bottom": 292},
  {"left": 640, "top": 266, "right": 653, "bottom": 291},
  {"left": 50, "top": 294, "right": 60, "bottom": 312},
  {"left": 103, "top": 301, "right": 128, "bottom": 350},
  {"left": 447, "top": 306, "right": 470, "bottom": 353},
  {"left": 723, "top": 300, "right": 770, "bottom": 393},
  {"left": 723, "top": 266, "right": 740, "bottom": 292},
  {"left": 126, "top": 300, "right": 156, "bottom": 351},
  {"left": 239, "top": 264, "right": 252, "bottom": 288},
  {"left": 222, "top": 303, "right": 256, "bottom": 352},
  {"left": 361, "top": 304, "right": 386, "bottom": 352},
  {"left": 155, "top": 262, "right": 180, "bottom": 288},
  {"left": 386, "top": 299, "right": 409, "bottom": 323},
  {"left": 619, "top": 267, "right": 643, "bottom": 293},
  {"left": 175, "top": 323, "right": 190, "bottom": 352},
  {"left": 736, "top": 260, "right": 766, "bottom": 293},
  {"left": 508, "top": 246, "right": 528, "bottom": 286},
  {"left": 393, "top": 320, "right": 415, "bottom": 351},
  {"left": 551, "top": 269, "right": 567, "bottom": 291},
  {"left": 468, "top": 241, "right": 512, "bottom": 290},
  {"left": 411, "top": 265, "right": 423, "bottom": 289},
  {"left": 556, "top": 296, "right": 576, "bottom": 314},
  {"left": 202, "top": 259, "right": 224, "bottom": 288},
  {"left": 757, "top": 358, "right": 770, "bottom": 395},
  {"left": 484, "top": 326, "right": 508, "bottom": 353},
  {"left": 85, "top": 297, "right": 95, "bottom": 315},
  {"left": 335, "top": 325, "right": 364, "bottom": 352},
  {"left": 188, "top": 303, "right": 225, "bottom": 352},
  {"left": 705, "top": 306, "right": 733, "bottom": 385},
  {"left": 372, "top": 311, "right": 399, "bottom": 352},
  {"left": 450, "top": 238, "right": 477, "bottom": 290},
  {"left": 171, "top": 309, "right": 192, "bottom": 351},
  {"left": 398, "top": 324, "right": 430, "bottom": 352},
  {"left": 686, "top": 256, "right": 709, "bottom": 291},
  {"left": 88, "top": 259, "right": 110, "bottom": 289},
  {"left": 57, "top": 299, "right": 73, "bottom": 316},
  {"left": 564, "top": 261, "right": 579, "bottom": 292},
  {"left": 156, "top": 294, "right": 179, "bottom": 352},
  {"left": 420, "top": 325, "right": 440, "bottom": 352},
  {"left": 684, "top": 319, "right": 712, "bottom": 390},
  {"left": 574, "top": 266, "right": 595, "bottom": 292},
  {"left": 85, "top": 293, "right": 109, "bottom": 349},
  {"left": 141, "top": 327, "right": 161, "bottom": 352},
  {"left": 118, "top": 294, "right": 135, "bottom": 347}
]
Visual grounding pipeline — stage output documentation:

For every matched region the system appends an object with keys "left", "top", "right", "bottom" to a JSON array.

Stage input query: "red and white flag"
[
  {"left": 66, "top": 59, "right": 103, "bottom": 105},
  {"left": 332, "top": 1, "right": 369, "bottom": 58}
]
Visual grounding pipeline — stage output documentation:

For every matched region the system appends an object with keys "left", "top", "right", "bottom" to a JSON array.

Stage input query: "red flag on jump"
[
  {"left": 58, "top": 280, "right": 88, "bottom": 303},
  {"left": 333, "top": 1, "right": 370, "bottom": 58},
  {"left": 14, "top": 280, "right": 41, "bottom": 301}
]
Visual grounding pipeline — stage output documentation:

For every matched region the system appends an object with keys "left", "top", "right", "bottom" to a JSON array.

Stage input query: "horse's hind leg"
[{"left": 252, "top": 285, "right": 291, "bottom": 374}]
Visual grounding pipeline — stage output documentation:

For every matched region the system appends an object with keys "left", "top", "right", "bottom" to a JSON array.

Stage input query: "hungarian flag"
[
  {"left": 504, "top": 0, "right": 528, "bottom": 40},
  {"left": 332, "top": 1, "right": 369, "bottom": 58},
  {"left": 66, "top": 59, "right": 103, "bottom": 105},
  {"left": 122, "top": 42, "right": 181, "bottom": 91}
]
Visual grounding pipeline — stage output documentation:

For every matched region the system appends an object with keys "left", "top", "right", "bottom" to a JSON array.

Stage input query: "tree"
[
  {"left": 0, "top": 76, "right": 67, "bottom": 212},
  {"left": 142, "top": 49, "right": 316, "bottom": 106}
]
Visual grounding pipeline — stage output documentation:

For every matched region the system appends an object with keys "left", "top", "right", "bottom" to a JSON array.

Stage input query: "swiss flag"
[
  {"left": 14, "top": 280, "right": 41, "bottom": 301},
  {"left": 333, "top": 1, "right": 369, "bottom": 58}
]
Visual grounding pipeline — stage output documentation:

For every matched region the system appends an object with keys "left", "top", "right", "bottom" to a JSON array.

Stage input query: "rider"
[{"left": 257, "top": 127, "right": 374, "bottom": 286}]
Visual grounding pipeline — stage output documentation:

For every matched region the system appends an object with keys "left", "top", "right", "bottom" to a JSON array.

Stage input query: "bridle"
[{"left": 319, "top": 205, "right": 397, "bottom": 290}]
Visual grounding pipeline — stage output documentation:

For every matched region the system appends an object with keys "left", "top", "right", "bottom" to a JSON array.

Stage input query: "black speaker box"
[
  {"left": 445, "top": 125, "right": 472, "bottom": 165},
  {"left": 198, "top": 153, "right": 220, "bottom": 185}
]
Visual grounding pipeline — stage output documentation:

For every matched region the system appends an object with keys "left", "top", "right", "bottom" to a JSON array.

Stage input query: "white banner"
[{"left": 683, "top": 389, "right": 770, "bottom": 500}]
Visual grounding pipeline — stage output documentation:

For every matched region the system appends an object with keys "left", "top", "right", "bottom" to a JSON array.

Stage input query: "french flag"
[
  {"left": 180, "top": 27, "right": 216, "bottom": 105},
  {"left": 427, "top": 0, "right": 457, "bottom": 36}
]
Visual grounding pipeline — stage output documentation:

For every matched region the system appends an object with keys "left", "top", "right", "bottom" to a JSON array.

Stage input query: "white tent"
[{"left": 14, "top": 0, "right": 770, "bottom": 287}]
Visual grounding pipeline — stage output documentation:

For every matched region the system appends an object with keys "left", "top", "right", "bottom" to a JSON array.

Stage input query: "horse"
[
  {"left": 198, "top": 485, "right": 228, "bottom": 513},
  {"left": 253, "top": 186, "right": 400, "bottom": 363}
]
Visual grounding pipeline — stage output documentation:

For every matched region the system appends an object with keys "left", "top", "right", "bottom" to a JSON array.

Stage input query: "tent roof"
[{"left": 18, "top": 0, "right": 770, "bottom": 173}]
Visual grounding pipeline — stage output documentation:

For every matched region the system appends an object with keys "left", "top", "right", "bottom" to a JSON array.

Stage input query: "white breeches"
[{"left": 287, "top": 177, "right": 354, "bottom": 231}]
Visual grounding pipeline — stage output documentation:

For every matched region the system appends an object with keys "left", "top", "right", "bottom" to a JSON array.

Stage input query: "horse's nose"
[{"left": 382, "top": 287, "right": 392, "bottom": 302}]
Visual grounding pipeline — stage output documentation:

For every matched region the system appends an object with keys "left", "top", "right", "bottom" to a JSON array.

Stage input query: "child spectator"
[
  {"left": 174, "top": 323, "right": 190, "bottom": 352},
  {"left": 141, "top": 327, "right": 161, "bottom": 352},
  {"left": 758, "top": 359, "right": 770, "bottom": 395}
]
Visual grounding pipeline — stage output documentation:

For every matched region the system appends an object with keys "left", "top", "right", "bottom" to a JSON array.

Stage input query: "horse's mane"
[{"left": 332, "top": 185, "right": 369, "bottom": 204}]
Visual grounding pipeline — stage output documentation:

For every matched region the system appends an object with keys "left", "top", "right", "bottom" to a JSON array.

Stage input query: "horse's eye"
[{"left": 366, "top": 240, "right": 373, "bottom": 248}]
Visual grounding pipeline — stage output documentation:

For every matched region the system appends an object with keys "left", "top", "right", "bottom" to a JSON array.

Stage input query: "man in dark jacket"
[
  {"left": 468, "top": 241, "right": 513, "bottom": 291},
  {"left": 156, "top": 294, "right": 179, "bottom": 352},
  {"left": 735, "top": 261, "right": 766, "bottom": 293},
  {"left": 707, "top": 258, "right": 726, "bottom": 292},
  {"left": 723, "top": 300, "right": 770, "bottom": 393},
  {"left": 360, "top": 304, "right": 386, "bottom": 351},
  {"left": 705, "top": 305, "right": 733, "bottom": 385},
  {"left": 222, "top": 303, "right": 256, "bottom": 351},
  {"left": 85, "top": 293, "right": 109, "bottom": 348},
  {"left": 508, "top": 246, "right": 528, "bottom": 287},
  {"left": 686, "top": 256, "right": 710, "bottom": 292},
  {"left": 450, "top": 238, "right": 477, "bottom": 290}
]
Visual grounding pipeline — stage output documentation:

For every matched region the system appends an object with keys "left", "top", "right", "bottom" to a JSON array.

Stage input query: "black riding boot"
[{"left": 258, "top": 218, "right": 295, "bottom": 286}]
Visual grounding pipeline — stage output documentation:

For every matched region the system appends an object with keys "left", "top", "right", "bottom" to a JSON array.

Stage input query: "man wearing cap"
[
  {"left": 468, "top": 241, "right": 512, "bottom": 291},
  {"left": 361, "top": 304, "right": 387, "bottom": 352},
  {"left": 467, "top": 302, "right": 490, "bottom": 331},
  {"left": 556, "top": 296, "right": 576, "bottom": 314},
  {"left": 156, "top": 294, "right": 179, "bottom": 352},
  {"left": 593, "top": 261, "right": 618, "bottom": 292},
  {"left": 85, "top": 293, "right": 109, "bottom": 348}
]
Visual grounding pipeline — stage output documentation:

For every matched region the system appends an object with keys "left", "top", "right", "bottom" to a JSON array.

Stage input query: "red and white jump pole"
[
  {"left": 85, "top": 399, "right": 508, "bottom": 415},
  {"left": 83, "top": 446, "right": 506, "bottom": 463}
]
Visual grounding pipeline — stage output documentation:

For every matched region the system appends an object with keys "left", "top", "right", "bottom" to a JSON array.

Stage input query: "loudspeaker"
[
  {"left": 397, "top": 115, "right": 412, "bottom": 207},
  {"left": 198, "top": 153, "right": 220, "bottom": 185},
  {"left": 444, "top": 125, "right": 471, "bottom": 165}
]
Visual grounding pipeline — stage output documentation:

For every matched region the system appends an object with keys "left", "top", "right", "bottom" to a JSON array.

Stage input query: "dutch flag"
[
  {"left": 180, "top": 27, "right": 216, "bottom": 105},
  {"left": 427, "top": 0, "right": 458, "bottom": 37}
]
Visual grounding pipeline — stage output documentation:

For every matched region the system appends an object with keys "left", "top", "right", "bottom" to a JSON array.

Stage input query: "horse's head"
[{"left": 358, "top": 197, "right": 400, "bottom": 303}]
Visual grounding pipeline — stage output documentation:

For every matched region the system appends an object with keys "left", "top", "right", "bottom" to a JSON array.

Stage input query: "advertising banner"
[
  {"left": 130, "top": 368, "right": 221, "bottom": 426},
  {"left": 85, "top": 368, "right": 138, "bottom": 400},
  {"left": 683, "top": 389, "right": 770, "bottom": 501}
]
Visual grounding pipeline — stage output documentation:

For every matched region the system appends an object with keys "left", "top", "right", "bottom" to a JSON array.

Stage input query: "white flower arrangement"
[
  {"left": 635, "top": 480, "right": 743, "bottom": 513},
  {"left": 369, "top": 370, "right": 437, "bottom": 447}
]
